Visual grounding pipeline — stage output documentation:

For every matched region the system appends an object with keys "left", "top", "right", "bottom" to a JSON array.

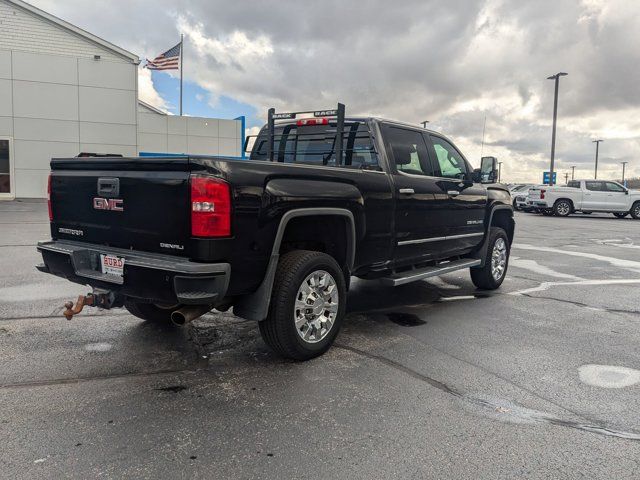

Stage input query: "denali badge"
[
  {"left": 160, "top": 242, "right": 185, "bottom": 250},
  {"left": 58, "top": 227, "right": 83, "bottom": 236},
  {"left": 93, "top": 197, "right": 124, "bottom": 211}
]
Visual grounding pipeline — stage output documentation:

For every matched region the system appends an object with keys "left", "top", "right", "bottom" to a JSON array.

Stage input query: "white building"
[{"left": 0, "top": 0, "right": 243, "bottom": 199}]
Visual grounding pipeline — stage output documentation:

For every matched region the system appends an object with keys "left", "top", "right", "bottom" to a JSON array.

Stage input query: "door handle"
[
  {"left": 399, "top": 188, "right": 415, "bottom": 194},
  {"left": 447, "top": 190, "right": 460, "bottom": 197}
]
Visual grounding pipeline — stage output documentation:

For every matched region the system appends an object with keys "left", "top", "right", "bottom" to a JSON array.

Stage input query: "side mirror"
[{"left": 480, "top": 156, "right": 498, "bottom": 183}]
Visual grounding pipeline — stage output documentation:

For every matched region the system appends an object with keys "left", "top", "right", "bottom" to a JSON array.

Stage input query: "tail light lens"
[
  {"left": 190, "top": 175, "right": 231, "bottom": 237},
  {"left": 296, "top": 118, "right": 328, "bottom": 126},
  {"left": 540, "top": 189, "right": 546, "bottom": 199},
  {"left": 47, "top": 173, "right": 53, "bottom": 221}
]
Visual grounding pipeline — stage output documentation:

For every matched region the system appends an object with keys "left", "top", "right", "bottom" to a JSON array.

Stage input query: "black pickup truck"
[{"left": 38, "top": 104, "right": 514, "bottom": 360}]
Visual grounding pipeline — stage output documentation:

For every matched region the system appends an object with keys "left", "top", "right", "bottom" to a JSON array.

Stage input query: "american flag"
[{"left": 145, "top": 42, "right": 181, "bottom": 70}]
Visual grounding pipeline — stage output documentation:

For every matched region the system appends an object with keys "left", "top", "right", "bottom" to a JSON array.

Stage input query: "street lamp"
[
  {"left": 592, "top": 139, "right": 603, "bottom": 179},
  {"left": 498, "top": 161, "right": 503, "bottom": 182},
  {"left": 564, "top": 172, "right": 569, "bottom": 184},
  {"left": 621, "top": 161, "right": 628, "bottom": 185},
  {"left": 570, "top": 165, "right": 576, "bottom": 180},
  {"left": 420, "top": 120, "right": 429, "bottom": 128},
  {"left": 547, "top": 72, "right": 568, "bottom": 186}
]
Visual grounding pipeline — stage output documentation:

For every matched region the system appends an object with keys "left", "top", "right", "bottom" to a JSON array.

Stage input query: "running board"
[{"left": 380, "top": 259, "right": 481, "bottom": 287}]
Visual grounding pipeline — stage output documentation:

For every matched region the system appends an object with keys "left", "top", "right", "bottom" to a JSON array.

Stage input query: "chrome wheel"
[
  {"left": 556, "top": 201, "right": 571, "bottom": 216},
  {"left": 491, "top": 238, "right": 507, "bottom": 281},
  {"left": 294, "top": 270, "right": 339, "bottom": 343},
  {"left": 634, "top": 204, "right": 640, "bottom": 218}
]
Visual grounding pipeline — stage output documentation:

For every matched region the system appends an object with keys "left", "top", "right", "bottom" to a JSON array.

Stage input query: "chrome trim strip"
[{"left": 397, "top": 232, "right": 483, "bottom": 246}]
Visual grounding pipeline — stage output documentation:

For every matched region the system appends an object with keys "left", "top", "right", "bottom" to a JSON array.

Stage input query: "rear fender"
[{"left": 233, "top": 208, "right": 356, "bottom": 322}]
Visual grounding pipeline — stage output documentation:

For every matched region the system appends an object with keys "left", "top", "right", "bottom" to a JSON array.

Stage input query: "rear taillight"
[
  {"left": 540, "top": 189, "right": 546, "bottom": 199},
  {"left": 190, "top": 175, "right": 231, "bottom": 237},
  {"left": 47, "top": 173, "right": 53, "bottom": 221}
]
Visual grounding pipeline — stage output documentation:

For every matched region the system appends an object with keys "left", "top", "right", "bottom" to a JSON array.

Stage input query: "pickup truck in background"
[
  {"left": 528, "top": 180, "right": 640, "bottom": 218},
  {"left": 37, "top": 104, "right": 514, "bottom": 360}
]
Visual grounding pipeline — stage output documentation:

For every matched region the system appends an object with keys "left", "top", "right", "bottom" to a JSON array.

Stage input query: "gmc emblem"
[{"left": 93, "top": 197, "right": 124, "bottom": 211}]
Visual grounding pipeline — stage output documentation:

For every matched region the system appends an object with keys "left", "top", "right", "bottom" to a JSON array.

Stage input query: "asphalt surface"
[{"left": 1, "top": 201, "right": 640, "bottom": 479}]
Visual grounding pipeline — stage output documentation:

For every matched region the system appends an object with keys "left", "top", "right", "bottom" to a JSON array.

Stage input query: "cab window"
[
  {"left": 567, "top": 180, "right": 580, "bottom": 188},
  {"left": 429, "top": 136, "right": 468, "bottom": 179},
  {"left": 605, "top": 182, "right": 626, "bottom": 192},
  {"left": 383, "top": 126, "right": 435, "bottom": 176},
  {"left": 250, "top": 122, "right": 378, "bottom": 168},
  {"left": 585, "top": 181, "right": 605, "bottom": 191}
]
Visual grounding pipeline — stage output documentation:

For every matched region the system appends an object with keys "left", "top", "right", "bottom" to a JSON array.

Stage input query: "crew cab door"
[
  {"left": 583, "top": 181, "right": 608, "bottom": 210},
  {"left": 380, "top": 124, "right": 448, "bottom": 266},
  {"left": 603, "top": 181, "right": 629, "bottom": 210},
  {"left": 426, "top": 134, "right": 487, "bottom": 252}
]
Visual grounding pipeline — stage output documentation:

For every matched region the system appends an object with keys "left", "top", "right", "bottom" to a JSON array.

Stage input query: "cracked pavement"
[{"left": 1, "top": 201, "right": 640, "bottom": 479}]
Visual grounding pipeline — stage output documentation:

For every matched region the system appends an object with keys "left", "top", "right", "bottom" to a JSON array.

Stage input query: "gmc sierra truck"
[{"left": 37, "top": 104, "right": 514, "bottom": 360}]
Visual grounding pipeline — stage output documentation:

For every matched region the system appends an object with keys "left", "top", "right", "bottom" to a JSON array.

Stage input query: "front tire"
[
  {"left": 471, "top": 227, "right": 510, "bottom": 290},
  {"left": 553, "top": 200, "right": 572, "bottom": 217},
  {"left": 541, "top": 209, "right": 554, "bottom": 216},
  {"left": 259, "top": 250, "right": 347, "bottom": 361},
  {"left": 631, "top": 202, "right": 640, "bottom": 220},
  {"left": 613, "top": 212, "right": 628, "bottom": 218}
]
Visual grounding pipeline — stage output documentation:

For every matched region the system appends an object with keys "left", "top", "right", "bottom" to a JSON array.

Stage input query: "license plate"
[{"left": 100, "top": 254, "right": 125, "bottom": 277}]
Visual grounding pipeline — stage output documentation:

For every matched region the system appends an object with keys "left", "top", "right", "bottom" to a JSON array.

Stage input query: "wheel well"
[
  {"left": 491, "top": 209, "right": 515, "bottom": 245},
  {"left": 278, "top": 216, "right": 350, "bottom": 272},
  {"left": 554, "top": 198, "right": 574, "bottom": 208}
]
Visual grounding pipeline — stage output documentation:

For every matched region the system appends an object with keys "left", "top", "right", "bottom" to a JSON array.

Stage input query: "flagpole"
[{"left": 179, "top": 34, "right": 184, "bottom": 116}]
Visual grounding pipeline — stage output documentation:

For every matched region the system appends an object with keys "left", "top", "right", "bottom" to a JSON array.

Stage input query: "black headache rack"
[
  {"left": 267, "top": 103, "right": 345, "bottom": 163},
  {"left": 244, "top": 103, "right": 376, "bottom": 166}
]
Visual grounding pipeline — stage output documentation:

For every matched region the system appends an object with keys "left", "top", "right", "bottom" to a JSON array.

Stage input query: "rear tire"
[
  {"left": 470, "top": 227, "right": 509, "bottom": 290},
  {"left": 259, "top": 250, "right": 346, "bottom": 361},
  {"left": 553, "top": 200, "right": 572, "bottom": 217},
  {"left": 124, "top": 299, "right": 180, "bottom": 325},
  {"left": 631, "top": 202, "right": 640, "bottom": 220}
]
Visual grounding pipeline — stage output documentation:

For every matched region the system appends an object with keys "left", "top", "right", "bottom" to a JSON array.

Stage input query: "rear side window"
[
  {"left": 585, "top": 181, "right": 605, "bottom": 191},
  {"left": 567, "top": 180, "right": 580, "bottom": 188},
  {"left": 382, "top": 126, "right": 435, "bottom": 176},
  {"left": 250, "top": 122, "right": 377, "bottom": 168},
  {"left": 429, "top": 136, "right": 468, "bottom": 179}
]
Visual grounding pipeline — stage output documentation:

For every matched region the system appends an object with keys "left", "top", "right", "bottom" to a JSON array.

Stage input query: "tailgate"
[
  {"left": 528, "top": 188, "right": 542, "bottom": 200},
  {"left": 50, "top": 157, "right": 192, "bottom": 257}
]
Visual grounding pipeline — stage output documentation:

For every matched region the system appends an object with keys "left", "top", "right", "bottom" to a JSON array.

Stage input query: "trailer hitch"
[{"left": 62, "top": 290, "right": 121, "bottom": 320}]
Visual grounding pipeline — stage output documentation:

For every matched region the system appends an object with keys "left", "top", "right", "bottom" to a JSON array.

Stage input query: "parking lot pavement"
[{"left": 1, "top": 202, "right": 640, "bottom": 479}]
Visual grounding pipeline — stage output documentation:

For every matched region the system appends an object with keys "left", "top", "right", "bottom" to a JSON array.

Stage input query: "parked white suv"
[{"left": 528, "top": 180, "right": 640, "bottom": 218}]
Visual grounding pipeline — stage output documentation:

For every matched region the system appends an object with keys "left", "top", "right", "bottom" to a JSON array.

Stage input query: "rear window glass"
[
  {"left": 250, "top": 122, "right": 377, "bottom": 168},
  {"left": 567, "top": 181, "right": 580, "bottom": 188}
]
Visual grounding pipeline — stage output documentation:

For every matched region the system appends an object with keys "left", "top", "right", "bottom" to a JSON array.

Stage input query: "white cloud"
[
  {"left": 137, "top": 66, "right": 169, "bottom": 112},
  {"left": 26, "top": 0, "right": 640, "bottom": 182}
]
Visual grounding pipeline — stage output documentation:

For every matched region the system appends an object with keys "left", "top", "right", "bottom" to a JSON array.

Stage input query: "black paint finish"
[{"left": 45, "top": 117, "right": 513, "bottom": 300}]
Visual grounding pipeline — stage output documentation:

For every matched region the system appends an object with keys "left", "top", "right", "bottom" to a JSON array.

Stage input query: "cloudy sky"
[{"left": 30, "top": 0, "right": 640, "bottom": 182}]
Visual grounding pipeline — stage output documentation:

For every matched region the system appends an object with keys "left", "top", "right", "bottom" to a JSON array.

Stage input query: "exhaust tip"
[
  {"left": 170, "top": 305, "right": 212, "bottom": 326},
  {"left": 170, "top": 311, "right": 187, "bottom": 326}
]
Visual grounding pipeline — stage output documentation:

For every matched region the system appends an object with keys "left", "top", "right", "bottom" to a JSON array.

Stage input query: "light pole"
[
  {"left": 498, "top": 161, "right": 503, "bottom": 182},
  {"left": 593, "top": 139, "right": 603, "bottom": 179},
  {"left": 570, "top": 165, "right": 576, "bottom": 180},
  {"left": 621, "top": 161, "right": 628, "bottom": 185},
  {"left": 420, "top": 120, "right": 429, "bottom": 128},
  {"left": 564, "top": 172, "right": 569, "bottom": 184},
  {"left": 547, "top": 72, "right": 568, "bottom": 186}
]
